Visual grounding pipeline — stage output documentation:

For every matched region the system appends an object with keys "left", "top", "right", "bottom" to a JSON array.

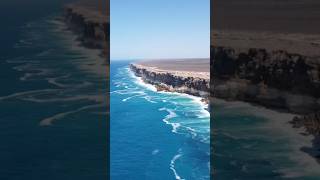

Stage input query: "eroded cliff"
[
  {"left": 63, "top": 3, "right": 109, "bottom": 57},
  {"left": 130, "top": 63, "right": 210, "bottom": 100},
  {"left": 211, "top": 31, "right": 320, "bottom": 149},
  {"left": 211, "top": 31, "right": 320, "bottom": 114}
]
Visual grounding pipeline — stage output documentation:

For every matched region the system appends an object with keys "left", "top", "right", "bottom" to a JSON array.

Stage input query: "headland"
[{"left": 130, "top": 59, "right": 210, "bottom": 102}]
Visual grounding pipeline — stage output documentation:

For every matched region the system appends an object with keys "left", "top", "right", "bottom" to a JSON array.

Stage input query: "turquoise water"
[
  {"left": 0, "top": 12, "right": 108, "bottom": 179},
  {"left": 110, "top": 61, "right": 210, "bottom": 179}
]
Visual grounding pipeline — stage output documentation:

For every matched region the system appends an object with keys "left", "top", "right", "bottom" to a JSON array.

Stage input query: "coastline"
[
  {"left": 111, "top": 62, "right": 210, "bottom": 179},
  {"left": 63, "top": 2, "right": 109, "bottom": 59},
  {"left": 127, "top": 65, "right": 210, "bottom": 115},
  {"left": 129, "top": 59, "right": 210, "bottom": 104},
  {"left": 211, "top": 29, "right": 320, "bottom": 165},
  {"left": 57, "top": 2, "right": 110, "bottom": 77},
  {"left": 52, "top": 18, "right": 107, "bottom": 77},
  {"left": 212, "top": 97, "right": 320, "bottom": 177},
  {"left": 211, "top": 30, "right": 320, "bottom": 115},
  {"left": 129, "top": 56, "right": 320, "bottom": 176},
  {"left": 127, "top": 62, "right": 210, "bottom": 140},
  {"left": 212, "top": 3, "right": 320, "bottom": 165},
  {"left": 0, "top": 4, "right": 109, "bottom": 178}
]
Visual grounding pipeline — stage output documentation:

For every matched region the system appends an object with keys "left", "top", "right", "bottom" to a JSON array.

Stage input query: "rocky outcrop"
[
  {"left": 211, "top": 31, "right": 320, "bottom": 153},
  {"left": 290, "top": 112, "right": 320, "bottom": 161},
  {"left": 63, "top": 4, "right": 109, "bottom": 57},
  {"left": 211, "top": 44, "right": 320, "bottom": 114},
  {"left": 290, "top": 112, "right": 320, "bottom": 135},
  {"left": 130, "top": 64, "right": 210, "bottom": 99}
]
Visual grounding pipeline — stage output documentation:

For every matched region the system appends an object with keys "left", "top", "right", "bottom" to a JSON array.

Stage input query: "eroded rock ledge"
[
  {"left": 211, "top": 31, "right": 320, "bottom": 115},
  {"left": 130, "top": 63, "right": 210, "bottom": 101},
  {"left": 63, "top": 3, "right": 109, "bottom": 57},
  {"left": 211, "top": 31, "right": 320, "bottom": 150}
]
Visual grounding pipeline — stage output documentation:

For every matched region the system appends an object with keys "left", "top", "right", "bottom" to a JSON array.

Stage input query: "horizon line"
[{"left": 111, "top": 57, "right": 210, "bottom": 61}]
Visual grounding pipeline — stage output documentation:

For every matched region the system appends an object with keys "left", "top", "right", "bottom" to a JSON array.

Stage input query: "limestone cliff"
[
  {"left": 63, "top": 3, "right": 109, "bottom": 57},
  {"left": 211, "top": 31, "right": 320, "bottom": 114},
  {"left": 130, "top": 63, "right": 210, "bottom": 100},
  {"left": 211, "top": 31, "right": 320, "bottom": 148}
]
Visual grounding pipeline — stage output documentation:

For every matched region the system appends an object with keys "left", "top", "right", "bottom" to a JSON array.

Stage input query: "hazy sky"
[{"left": 111, "top": 0, "right": 210, "bottom": 60}]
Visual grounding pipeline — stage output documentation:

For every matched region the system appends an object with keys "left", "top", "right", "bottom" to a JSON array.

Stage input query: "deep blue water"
[
  {"left": 110, "top": 61, "right": 210, "bottom": 180},
  {"left": 0, "top": 4, "right": 108, "bottom": 179}
]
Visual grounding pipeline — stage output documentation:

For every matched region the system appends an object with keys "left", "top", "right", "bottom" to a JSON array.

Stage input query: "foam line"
[
  {"left": 0, "top": 89, "right": 60, "bottom": 101},
  {"left": 170, "top": 150, "right": 185, "bottom": 180},
  {"left": 127, "top": 68, "right": 157, "bottom": 92},
  {"left": 39, "top": 104, "right": 103, "bottom": 126},
  {"left": 159, "top": 108, "right": 181, "bottom": 133},
  {"left": 122, "top": 94, "right": 143, "bottom": 102},
  {"left": 22, "top": 94, "right": 103, "bottom": 103}
]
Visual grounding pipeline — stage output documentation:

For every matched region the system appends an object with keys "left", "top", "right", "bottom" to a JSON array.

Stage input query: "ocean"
[
  {"left": 0, "top": 4, "right": 108, "bottom": 179},
  {"left": 212, "top": 98, "right": 320, "bottom": 179},
  {"left": 4, "top": 1, "right": 320, "bottom": 180},
  {"left": 110, "top": 61, "right": 210, "bottom": 180}
]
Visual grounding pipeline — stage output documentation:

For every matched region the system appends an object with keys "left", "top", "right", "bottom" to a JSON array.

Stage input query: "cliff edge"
[
  {"left": 211, "top": 30, "right": 320, "bottom": 114},
  {"left": 63, "top": 2, "right": 109, "bottom": 58},
  {"left": 130, "top": 60, "right": 210, "bottom": 100},
  {"left": 211, "top": 30, "right": 320, "bottom": 160}
]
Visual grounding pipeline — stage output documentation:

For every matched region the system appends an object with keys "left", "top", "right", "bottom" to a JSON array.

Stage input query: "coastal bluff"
[
  {"left": 211, "top": 31, "right": 320, "bottom": 142},
  {"left": 211, "top": 31, "right": 320, "bottom": 115},
  {"left": 63, "top": 2, "right": 109, "bottom": 57},
  {"left": 130, "top": 59, "right": 210, "bottom": 99},
  {"left": 211, "top": 0, "right": 320, "bottom": 115},
  {"left": 211, "top": 0, "right": 320, "bottom": 166}
]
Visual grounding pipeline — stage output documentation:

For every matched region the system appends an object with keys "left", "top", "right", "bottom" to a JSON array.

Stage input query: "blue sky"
[{"left": 110, "top": 0, "right": 210, "bottom": 60}]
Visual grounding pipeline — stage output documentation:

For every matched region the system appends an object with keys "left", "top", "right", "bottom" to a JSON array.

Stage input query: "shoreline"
[
  {"left": 211, "top": 97, "right": 320, "bottom": 177},
  {"left": 130, "top": 59, "right": 320, "bottom": 176},
  {"left": 63, "top": 2, "right": 109, "bottom": 59},
  {"left": 128, "top": 65, "right": 210, "bottom": 147},
  {"left": 211, "top": 85, "right": 320, "bottom": 166},
  {"left": 56, "top": 2, "right": 110, "bottom": 77},
  {"left": 112, "top": 64, "right": 210, "bottom": 179},
  {"left": 128, "top": 66, "right": 210, "bottom": 113},
  {"left": 129, "top": 60, "right": 210, "bottom": 103},
  {"left": 211, "top": 29, "right": 320, "bottom": 166},
  {"left": 52, "top": 18, "right": 107, "bottom": 77}
]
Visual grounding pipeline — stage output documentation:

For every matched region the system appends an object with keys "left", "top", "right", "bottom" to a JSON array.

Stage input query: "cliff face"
[
  {"left": 63, "top": 4, "right": 109, "bottom": 57},
  {"left": 211, "top": 41, "right": 320, "bottom": 159},
  {"left": 130, "top": 64, "right": 210, "bottom": 99},
  {"left": 291, "top": 112, "right": 320, "bottom": 135},
  {"left": 211, "top": 46, "right": 320, "bottom": 114}
]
